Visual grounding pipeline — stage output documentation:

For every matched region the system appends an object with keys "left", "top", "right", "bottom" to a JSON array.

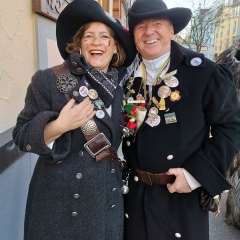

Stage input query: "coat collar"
[{"left": 169, "top": 41, "right": 206, "bottom": 71}]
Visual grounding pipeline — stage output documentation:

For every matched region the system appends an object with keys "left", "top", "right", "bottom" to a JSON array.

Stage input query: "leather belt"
[
  {"left": 52, "top": 64, "right": 120, "bottom": 165},
  {"left": 132, "top": 168, "right": 176, "bottom": 186}
]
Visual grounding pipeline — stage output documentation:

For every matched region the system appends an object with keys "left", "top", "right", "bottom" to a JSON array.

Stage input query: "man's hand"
[{"left": 166, "top": 168, "right": 192, "bottom": 193}]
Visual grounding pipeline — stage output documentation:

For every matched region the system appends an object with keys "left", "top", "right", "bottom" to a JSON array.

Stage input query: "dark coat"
[
  {"left": 13, "top": 52, "right": 125, "bottom": 240},
  {"left": 122, "top": 41, "right": 240, "bottom": 240}
]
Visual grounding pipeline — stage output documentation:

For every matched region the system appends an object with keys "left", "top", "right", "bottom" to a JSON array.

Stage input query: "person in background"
[
  {"left": 121, "top": 0, "right": 240, "bottom": 239},
  {"left": 216, "top": 44, "right": 240, "bottom": 230},
  {"left": 12, "top": 0, "right": 136, "bottom": 239}
]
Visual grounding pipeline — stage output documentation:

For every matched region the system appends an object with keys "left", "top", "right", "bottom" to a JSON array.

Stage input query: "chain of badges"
[
  {"left": 122, "top": 67, "right": 181, "bottom": 134},
  {"left": 78, "top": 81, "right": 106, "bottom": 119}
]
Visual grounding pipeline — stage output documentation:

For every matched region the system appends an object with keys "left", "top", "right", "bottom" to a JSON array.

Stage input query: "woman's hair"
[{"left": 66, "top": 22, "right": 126, "bottom": 67}]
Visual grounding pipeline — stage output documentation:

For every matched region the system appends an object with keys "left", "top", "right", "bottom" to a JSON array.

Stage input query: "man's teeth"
[{"left": 146, "top": 39, "right": 158, "bottom": 44}]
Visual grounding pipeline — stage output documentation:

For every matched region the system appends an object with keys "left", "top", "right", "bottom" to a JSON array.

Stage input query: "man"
[{"left": 122, "top": 0, "right": 240, "bottom": 239}]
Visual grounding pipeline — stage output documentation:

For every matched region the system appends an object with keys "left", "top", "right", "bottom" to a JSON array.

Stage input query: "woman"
[
  {"left": 216, "top": 44, "right": 240, "bottom": 230},
  {"left": 12, "top": 1, "right": 136, "bottom": 239}
]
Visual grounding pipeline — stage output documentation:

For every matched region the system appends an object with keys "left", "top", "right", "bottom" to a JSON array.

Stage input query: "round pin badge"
[
  {"left": 157, "top": 86, "right": 171, "bottom": 98},
  {"left": 164, "top": 76, "right": 179, "bottom": 88},
  {"left": 190, "top": 57, "right": 202, "bottom": 66},
  {"left": 93, "top": 99, "right": 105, "bottom": 109},
  {"left": 88, "top": 89, "right": 98, "bottom": 99},
  {"left": 152, "top": 115, "right": 161, "bottom": 127},
  {"left": 79, "top": 86, "right": 88, "bottom": 97},
  {"left": 148, "top": 107, "right": 158, "bottom": 119},
  {"left": 96, "top": 110, "right": 105, "bottom": 119}
]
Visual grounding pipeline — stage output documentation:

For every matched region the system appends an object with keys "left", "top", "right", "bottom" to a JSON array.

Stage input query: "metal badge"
[
  {"left": 190, "top": 57, "right": 202, "bottom": 66},
  {"left": 122, "top": 127, "right": 130, "bottom": 137},
  {"left": 145, "top": 115, "right": 161, "bottom": 127},
  {"left": 159, "top": 98, "right": 166, "bottom": 110},
  {"left": 88, "top": 89, "right": 98, "bottom": 99},
  {"left": 81, "top": 120, "right": 97, "bottom": 135},
  {"left": 157, "top": 86, "right": 171, "bottom": 98},
  {"left": 148, "top": 107, "right": 158, "bottom": 119},
  {"left": 170, "top": 90, "right": 181, "bottom": 101},
  {"left": 164, "top": 76, "right": 179, "bottom": 88},
  {"left": 79, "top": 86, "right": 89, "bottom": 97},
  {"left": 96, "top": 110, "right": 105, "bottom": 119},
  {"left": 93, "top": 99, "right": 105, "bottom": 109},
  {"left": 164, "top": 112, "right": 177, "bottom": 124},
  {"left": 56, "top": 74, "right": 78, "bottom": 93}
]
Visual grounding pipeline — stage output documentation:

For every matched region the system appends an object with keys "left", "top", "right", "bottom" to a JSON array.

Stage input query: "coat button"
[
  {"left": 77, "top": 68, "right": 83, "bottom": 72},
  {"left": 126, "top": 141, "right": 131, "bottom": 146},
  {"left": 111, "top": 169, "right": 115, "bottom": 173},
  {"left": 73, "top": 194, "right": 80, "bottom": 199},
  {"left": 72, "top": 62, "right": 77, "bottom": 67},
  {"left": 125, "top": 213, "right": 129, "bottom": 218},
  {"left": 167, "top": 155, "right": 173, "bottom": 160},
  {"left": 79, "top": 151, "right": 84, "bottom": 157},
  {"left": 111, "top": 205, "right": 116, "bottom": 208},
  {"left": 73, "top": 91, "right": 79, "bottom": 96},
  {"left": 134, "top": 176, "right": 139, "bottom": 182},
  {"left": 175, "top": 233, "right": 181, "bottom": 238},
  {"left": 71, "top": 212, "right": 78, "bottom": 216},
  {"left": 76, "top": 173, "right": 82, "bottom": 179},
  {"left": 112, "top": 188, "right": 117, "bottom": 192},
  {"left": 26, "top": 144, "right": 31, "bottom": 151}
]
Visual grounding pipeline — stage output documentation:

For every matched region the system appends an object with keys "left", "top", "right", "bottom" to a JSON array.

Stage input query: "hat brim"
[
  {"left": 129, "top": 8, "right": 192, "bottom": 35},
  {"left": 57, "top": 0, "right": 136, "bottom": 67}
]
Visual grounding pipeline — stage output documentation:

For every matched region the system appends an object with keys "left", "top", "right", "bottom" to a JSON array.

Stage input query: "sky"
[{"left": 166, "top": 0, "right": 192, "bottom": 8}]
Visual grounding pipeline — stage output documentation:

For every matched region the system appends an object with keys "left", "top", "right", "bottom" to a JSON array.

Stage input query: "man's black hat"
[
  {"left": 128, "top": 0, "right": 192, "bottom": 35},
  {"left": 56, "top": 0, "right": 136, "bottom": 67}
]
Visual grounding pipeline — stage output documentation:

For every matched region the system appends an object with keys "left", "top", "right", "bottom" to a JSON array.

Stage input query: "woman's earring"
[
  {"left": 112, "top": 52, "right": 119, "bottom": 64},
  {"left": 80, "top": 48, "right": 82, "bottom": 55}
]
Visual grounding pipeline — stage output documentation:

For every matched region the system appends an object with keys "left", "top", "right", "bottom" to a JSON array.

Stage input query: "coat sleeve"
[
  {"left": 12, "top": 69, "right": 72, "bottom": 163},
  {"left": 182, "top": 64, "right": 240, "bottom": 197}
]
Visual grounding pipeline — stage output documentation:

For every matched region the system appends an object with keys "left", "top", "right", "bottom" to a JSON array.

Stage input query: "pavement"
[{"left": 209, "top": 192, "right": 240, "bottom": 240}]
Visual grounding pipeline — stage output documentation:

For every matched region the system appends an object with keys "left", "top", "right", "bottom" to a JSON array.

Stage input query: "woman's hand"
[
  {"left": 55, "top": 97, "right": 95, "bottom": 133},
  {"left": 44, "top": 98, "right": 95, "bottom": 145}
]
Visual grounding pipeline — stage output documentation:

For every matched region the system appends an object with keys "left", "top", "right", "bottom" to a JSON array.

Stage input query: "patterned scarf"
[{"left": 82, "top": 58, "right": 119, "bottom": 108}]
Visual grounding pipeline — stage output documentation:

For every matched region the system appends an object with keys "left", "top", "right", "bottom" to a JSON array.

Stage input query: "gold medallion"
[
  {"left": 170, "top": 90, "right": 181, "bottom": 101},
  {"left": 88, "top": 89, "right": 98, "bottom": 99}
]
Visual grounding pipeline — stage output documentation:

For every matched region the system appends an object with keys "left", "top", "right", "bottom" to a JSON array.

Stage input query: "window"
[
  {"left": 227, "top": 23, "right": 230, "bottom": 35},
  {"left": 234, "top": 6, "right": 240, "bottom": 18},
  {"left": 226, "top": 38, "right": 229, "bottom": 49},
  {"left": 216, "top": 28, "right": 218, "bottom": 38},
  {"left": 220, "top": 27, "right": 223, "bottom": 37},
  {"left": 219, "top": 40, "right": 222, "bottom": 51},
  {"left": 233, "top": 21, "right": 236, "bottom": 33}
]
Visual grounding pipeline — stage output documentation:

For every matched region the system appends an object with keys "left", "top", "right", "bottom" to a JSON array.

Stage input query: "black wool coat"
[
  {"left": 122, "top": 41, "right": 240, "bottom": 240},
  {"left": 13, "top": 52, "right": 125, "bottom": 240}
]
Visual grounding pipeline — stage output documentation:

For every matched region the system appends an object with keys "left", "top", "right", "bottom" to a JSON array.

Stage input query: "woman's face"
[{"left": 80, "top": 22, "right": 117, "bottom": 72}]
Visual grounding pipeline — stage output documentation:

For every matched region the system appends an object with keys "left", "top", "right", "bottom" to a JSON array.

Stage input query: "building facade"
[{"left": 214, "top": 0, "right": 240, "bottom": 59}]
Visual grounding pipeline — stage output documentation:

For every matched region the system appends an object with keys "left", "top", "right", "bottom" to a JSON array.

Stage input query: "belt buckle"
[{"left": 84, "top": 133, "right": 111, "bottom": 158}]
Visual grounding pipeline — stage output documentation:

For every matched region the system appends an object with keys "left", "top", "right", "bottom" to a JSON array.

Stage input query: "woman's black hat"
[
  {"left": 128, "top": 0, "right": 192, "bottom": 35},
  {"left": 56, "top": 0, "right": 136, "bottom": 67}
]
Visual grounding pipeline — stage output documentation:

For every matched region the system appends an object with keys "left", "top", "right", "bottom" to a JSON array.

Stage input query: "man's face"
[{"left": 133, "top": 18, "right": 174, "bottom": 60}]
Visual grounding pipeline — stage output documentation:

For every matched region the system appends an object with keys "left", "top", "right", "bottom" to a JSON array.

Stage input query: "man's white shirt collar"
[{"left": 134, "top": 52, "right": 171, "bottom": 85}]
